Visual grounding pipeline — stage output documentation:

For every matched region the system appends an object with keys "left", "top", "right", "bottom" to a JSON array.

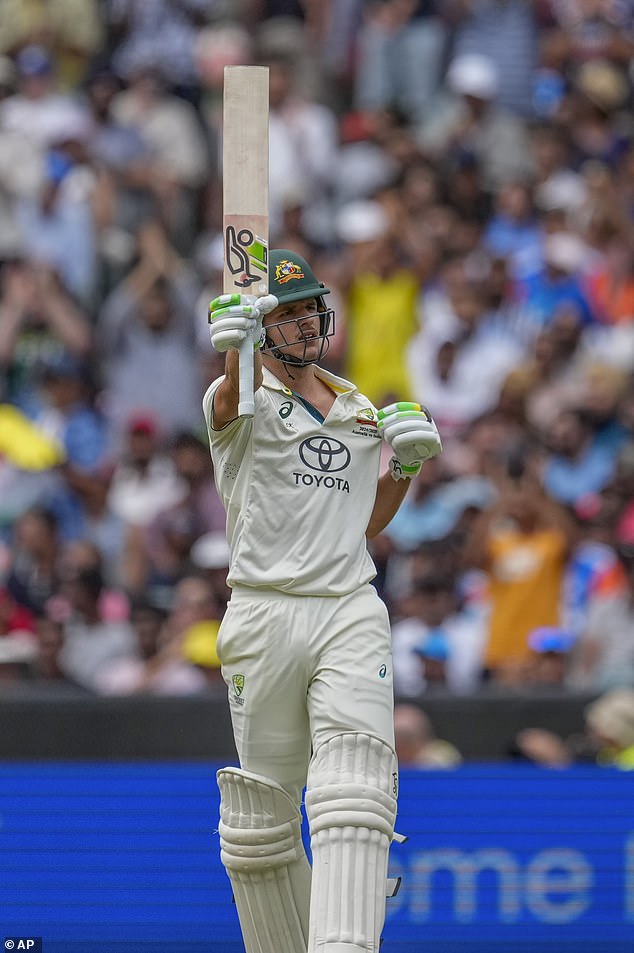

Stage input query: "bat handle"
[{"left": 238, "top": 337, "right": 255, "bottom": 417}]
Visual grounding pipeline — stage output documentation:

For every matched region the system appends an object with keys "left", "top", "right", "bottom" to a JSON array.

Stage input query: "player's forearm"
[
  {"left": 366, "top": 471, "right": 410, "bottom": 538},
  {"left": 212, "top": 349, "right": 263, "bottom": 428}
]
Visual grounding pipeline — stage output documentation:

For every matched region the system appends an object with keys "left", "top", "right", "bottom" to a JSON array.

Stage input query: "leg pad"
[
  {"left": 218, "top": 767, "right": 311, "bottom": 953},
  {"left": 305, "top": 733, "right": 398, "bottom": 953}
]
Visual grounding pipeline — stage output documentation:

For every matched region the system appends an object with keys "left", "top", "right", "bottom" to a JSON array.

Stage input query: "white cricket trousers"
[{"left": 217, "top": 583, "right": 395, "bottom": 807}]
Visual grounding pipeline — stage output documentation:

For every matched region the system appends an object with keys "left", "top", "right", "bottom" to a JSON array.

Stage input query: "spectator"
[
  {"left": 442, "top": 152, "right": 491, "bottom": 231},
  {"left": 507, "top": 726, "right": 573, "bottom": 767},
  {"left": 166, "top": 574, "right": 226, "bottom": 690},
  {"left": 15, "top": 112, "right": 97, "bottom": 304},
  {"left": 352, "top": 0, "right": 447, "bottom": 124},
  {"left": 510, "top": 687, "right": 634, "bottom": 771},
  {"left": 0, "top": 63, "right": 44, "bottom": 259},
  {"left": 414, "top": 629, "right": 450, "bottom": 688},
  {"left": 106, "top": 0, "right": 210, "bottom": 103},
  {"left": 483, "top": 181, "right": 543, "bottom": 281},
  {"left": 6, "top": 506, "right": 62, "bottom": 615},
  {"left": 612, "top": 442, "right": 634, "bottom": 540},
  {"left": 1, "top": 44, "right": 89, "bottom": 149},
  {"left": 393, "top": 702, "right": 462, "bottom": 767},
  {"left": 409, "top": 252, "right": 469, "bottom": 355},
  {"left": 189, "top": 530, "right": 232, "bottom": 615},
  {"left": 448, "top": 0, "right": 539, "bottom": 118},
  {"left": 529, "top": 120, "right": 584, "bottom": 201},
  {"left": 0, "top": 45, "right": 94, "bottom": 287},
  {"left": 387, "top": 155, "right": 443, "bottom": 272},
  {"left": 585, "top": 223, "right": 634, "bottom": 327},
  {"left": 107, "top": 414, "right": 188, "bottom": 528},
  {"left": 0, "top": 0, "right": 104, "bottom": 91},
  {"left": 126, "top": 431, "right": 225, "bottom": 607},
  {"left": 542, "top": 407, "right": 618, "bottom": 507},
  {"left": 508, "top": 314, "right": 589, "bottom": 434},
  {"left": 573, "top": 363, "right": 630, "bottom": 454},
  {"left": 542, "top": 0, "right": 634, "bottom": 70},
  {"left": 514, "top": 231, "right": 596, "bottom": 336},
  {"left": 47, "top": 460, "right": 131, "bottom": 589},
  {"left": 56, "top": 537, "right": 130, "bottom": 620},
  {"left": 584, "top": 687, "right": 634, "bottom": 769},
  {"left": 97, "top": 221, "right": 203, "bottom": 449},
  {"left": 33, "top": 615, "right": 71, "bottom": 685},
  {"left": 337, "top": 199, "right": 422, "bottom": 406},
  {"left": 0, "top": 586, "right": 35, "bottom": 636},
  {"left": 28, "top": 351, "right": 108, "bottom": 476},
  {"left": 0, "top": 259, "right": 92, "bottom": 413},
  {"left": 385, "top": 466, "right": 496, "bottom": 551},
  {"left": 408, "top": 271, "right": 525, "bottom": 438},
  {"left": 263, "top": 50, "right": 340, "bottom": 243},
  {"left": 616, "top": 139, "right": 634, "bottom": 223},
  {"left": 56, "top": 563, "right": 138, "bottom": 691},
  {"left": 464, "top": 465, "right": 575, "bottom": 683},
  {"left": 334, "top": 108, "right": 402, "bottom": 207},
  {"left": 569, "top": 521, "right": 634, "bottom": 692},
  {"left": 392, "top": 570, "right": 486, "bottom": 697},
  {"left": 94, "top": 594, "right": 208, "bottom": 695},
  {"left": 0, "top": 630, "right": 39, "bottom": 685},
  {"left": 562, "top": 60, "right": 631, "bottom": 170},
  {"left": 0, "top": 404, "right": 65, "bottom": 529},
  {"left": 110, "top": 63, "right": 209, "bottom": 253},
  {"left": 524, "top": 625, "right": 577, "bottom": 688},
  {"left": 81, "top": 61, "right": 155, "bottom": 297},
  {"left": 18, "top": 339, "right": 125, "bottom": 580},
  {"left": 562, "top": 490, "right": 623, "bottom": 639},
  {"left": 0, "top": 588, "right": 37, "bottom": 682},
  {"left": 418, "top": 52, "right": 533, "bottom": 192}
]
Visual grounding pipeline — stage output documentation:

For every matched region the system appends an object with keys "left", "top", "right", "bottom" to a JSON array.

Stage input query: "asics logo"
[{"left": 299, "top": 437, "right": 351, "bottom": 473}]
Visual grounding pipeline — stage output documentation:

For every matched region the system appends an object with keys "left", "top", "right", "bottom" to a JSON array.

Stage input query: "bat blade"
[
  {"left": 223, "top": 65, "right": 269, "bottom": 418},
  {"left": 223, "top": 65, "right": 269, "bottom": 299}
]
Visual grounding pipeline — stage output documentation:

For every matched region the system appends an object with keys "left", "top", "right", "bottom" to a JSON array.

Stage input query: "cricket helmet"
[
  {"left": 268, "top": 249, "right": 331, "bottom": 306},
  {"left": 263, "top": 249, "right": 335, "bottom": 366}
]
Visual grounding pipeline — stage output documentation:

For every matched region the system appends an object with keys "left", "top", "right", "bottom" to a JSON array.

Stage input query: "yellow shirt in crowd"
[
  {"left": 485, "top": 527, "right": 568, "bottom": 669},
  {"left": 345, "top": 270, "right": 419, "bottom": 406}
]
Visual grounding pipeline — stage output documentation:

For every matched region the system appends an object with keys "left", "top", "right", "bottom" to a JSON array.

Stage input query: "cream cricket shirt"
[{"left": 202, "top": 365, "right": 383, "bottom": 596}]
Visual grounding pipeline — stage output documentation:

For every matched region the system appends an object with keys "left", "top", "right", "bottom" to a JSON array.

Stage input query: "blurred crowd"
[{"left": 0, "top": 1, "right": 633, "bottom": 743}]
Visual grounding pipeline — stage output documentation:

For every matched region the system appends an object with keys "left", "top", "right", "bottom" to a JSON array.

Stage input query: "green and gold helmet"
[
  {"left": 263, "top": 249, "right": 335, "bottom": 366},
  {"left": 268, "top": 249, "right": 331, "bottom": 306}
]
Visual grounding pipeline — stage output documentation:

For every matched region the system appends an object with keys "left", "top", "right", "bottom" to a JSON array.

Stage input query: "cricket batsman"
[{"left": 204, "top": 248, "right": 442, "bottom": 952}]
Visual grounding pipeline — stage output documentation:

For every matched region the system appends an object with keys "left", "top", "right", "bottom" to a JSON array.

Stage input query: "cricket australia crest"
[{"left": 232, "top": 673, "right": 245, "bottom": 705}]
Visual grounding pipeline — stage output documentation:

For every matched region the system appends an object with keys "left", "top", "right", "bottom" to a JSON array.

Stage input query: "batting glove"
[
  {"left": 208, "top": 293, "right": 278, "bottom": 353},
  {"left": 377, "top": 402, "right": 442, "bottom": 480}
]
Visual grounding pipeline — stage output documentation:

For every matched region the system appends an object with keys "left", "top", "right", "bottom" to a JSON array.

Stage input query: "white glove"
[
  {"left": 208, "top": 293, "right": 278, "bottom": 353},
  {"left": 377, "top": 402, "right": 442, "bottom": 480}
]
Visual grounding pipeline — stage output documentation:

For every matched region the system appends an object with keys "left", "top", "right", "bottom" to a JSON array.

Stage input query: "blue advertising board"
[{"left": 0, "top": 763, "right": 632, "bottom": 952}]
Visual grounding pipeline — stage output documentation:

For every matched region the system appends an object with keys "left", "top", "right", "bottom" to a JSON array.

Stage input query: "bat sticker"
[{"left": 225, "top": 225, "right": 268, "bottom": 289}]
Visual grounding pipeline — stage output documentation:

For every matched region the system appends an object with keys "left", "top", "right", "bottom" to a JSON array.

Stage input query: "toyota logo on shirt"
[{"left": 299, "top": 437, "right": 351, "bottom": 472}]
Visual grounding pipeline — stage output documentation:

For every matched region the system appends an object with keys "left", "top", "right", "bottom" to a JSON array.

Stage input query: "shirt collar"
[{"left": 261, "top": 364, "right": 357, "bottom": 397}]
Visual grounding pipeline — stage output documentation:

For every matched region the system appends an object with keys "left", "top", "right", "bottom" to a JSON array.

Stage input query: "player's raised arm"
[{"left": 208, "top": 292, "right": 278, "bottom": 428}]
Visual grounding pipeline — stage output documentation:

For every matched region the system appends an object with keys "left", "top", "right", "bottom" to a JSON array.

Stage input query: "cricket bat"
[{"left": 222, "top": 65, "right": 269, "bottom": 418}]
